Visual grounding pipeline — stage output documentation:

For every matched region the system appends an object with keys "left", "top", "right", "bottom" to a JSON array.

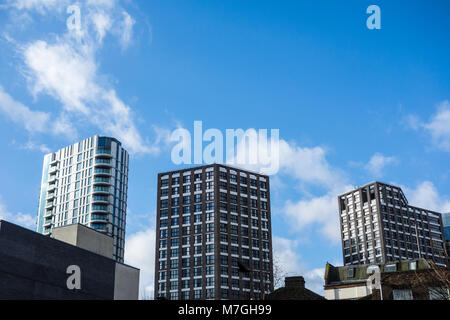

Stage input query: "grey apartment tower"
[
  {"left": 338, "top": 182, "right": 448, "bottom": 267},
  {"left": 155, "top": 164, "right": 274, "bottom": 300},
  {"left": 36, "top": 135, "right": 129, "bottom": 263}
]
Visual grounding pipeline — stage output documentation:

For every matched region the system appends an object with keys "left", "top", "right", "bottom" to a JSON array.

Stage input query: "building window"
[
  {"left": 384, "top": 263, "right": 397, "bottom": 272},
  {"left": 392, "top": 289, "right": 413, "bottom": 300},
  {"left": 347, "top": 268, "right": 354, "bottom": 278},
  {"left": 429, "top": 287, "right": 448, "bottom": 300},
  {"left": 181, "top": 291, "right": 190, "bottom": 300},
  {"left": 194, "top": 289, "right": 202, "bottom": 299}
]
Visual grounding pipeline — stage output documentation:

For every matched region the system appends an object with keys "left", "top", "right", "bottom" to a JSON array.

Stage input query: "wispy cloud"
[
  {"left": 283, "top": 184, "right": 351, "bottom": 244},
  {"left": 21, "top": 30, "right": 152, "bottom": 154},
  {"left": 119, "top": 11, "right": 135, "bottom": 49},
  {"left": 0, "top": 197, "right": 35, "bottom": 230},
  {"left": 124, "top": 227, "right": 156, "bottom": 299},
  {"left": 6, "top": 0, "right": 67, "bottom": 14},
  {"left": 424, "top": 100, "right": 450, "bottom": 152},
  {"left": 1, "top": 0, "right": 166, "bottom": 155},
  {"left": 17, "top": 140, "right": 52, "bottom": 153},
  {"left": 272, "top": 236, "right": 325, "bottom": 294},
  {"left": 403, "top": 100, "right": 450, "bottom": 152},
  {"left": 0, "top": 86, "right": 51, "bottom": 133},
  {"left": 402, "top": 180, "right": 450, "bottom": 213},
  {"left": 365, "top": 152, "right": 398, "bottom": 178}
]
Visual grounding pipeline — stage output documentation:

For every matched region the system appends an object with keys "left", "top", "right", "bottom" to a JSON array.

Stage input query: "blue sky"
[{"left": 0, "top": 0, "right": 449, "bottom": 296}]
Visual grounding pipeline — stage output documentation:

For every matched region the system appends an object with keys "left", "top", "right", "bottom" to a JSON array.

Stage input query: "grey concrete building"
[
  {"left": 0, "top": 220, "right": 139, "bottom": 300},
  {"left": 338, "top": 182, "right": 448, "bottom": 267},
  {"left": 155, "top": 164, "right": 274, "bottom": 300},
  {"left": 51, "top": 223, "right": 114, "bottom": 259},
  {"left": 36, "top": 135, "right": 129, "bottom": 263}
]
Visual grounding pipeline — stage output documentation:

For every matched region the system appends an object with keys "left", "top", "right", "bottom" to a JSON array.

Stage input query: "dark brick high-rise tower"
[{"left": 155, "top": 164, "right": 273, "bottom": 300}]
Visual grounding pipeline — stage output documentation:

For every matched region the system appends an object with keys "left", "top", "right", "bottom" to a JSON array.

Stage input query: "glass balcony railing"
[
  {"left": 91, "top": 223, "right": 107, "bottom": 231},
  {"left": 93, "top": 195, "right": 109, "bottom": 202},
  {"left": 96, "top": 158, "right": 112, "bottom": 164},
  {"left": 91, "top": 214, "right": 108, "bottom": 221},
  {"left": 96, "top": 148, "right": 112, "bottom": 155},
  {"left": 94, "top": 168, "right": 111, "bottom": 174},
  {"left": 46, "top": 192, "right": 55, "bottom": 199},
  {"left": 93, "top": 186, "right": 110, "bottom": 193},
  {"left": 92, "top": 204, "right": 108, "bottom": 212},
  {"left": 94, "top": 177, "right": 110, "bottom": 183}
]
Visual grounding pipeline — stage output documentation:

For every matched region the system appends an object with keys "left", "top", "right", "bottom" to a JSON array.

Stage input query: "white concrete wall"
[{"left": 325, "top": 285, "right": 370, "bottom": 300}]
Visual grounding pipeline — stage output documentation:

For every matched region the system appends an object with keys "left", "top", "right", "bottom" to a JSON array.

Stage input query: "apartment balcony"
[
  {"left": 46, "top": 192, "right": 55, "bottom": 200},
  {"left": 93, "top": 168, "right": 112, "bottom": 176},
  {"left": 90, "top": 214, "right": 109, "bottom": 222},
  {"left": 43, "top": 219, "right": 53, "bottom": 227},
  {"left": 48, "top": 175, "right": 57, "bottom": 184},
  {"left": 92, "top": 186, "right": 111, "bottom": 195},
  {"left": 45, "top": 201, "right": 54, "bottom": 209},
  {"left": 47, "top": 183, "right": 56, "bottom": 192},
  {"left": 92, "top": 195, "right": 109, "bottom": 204},
  {"left": 44, "top": 209, "right": 54, "bottom": 217},
  {"left": 91, "top": 204, "right": 109, "bottom": 213},
  {"left": 49, "top": 166, "right": 59, "bottom": 174},
  {"left": 93, "top": 177, "right": 111, "bottom": 185},
  {"left": 95, "top": 148, "right": 112, "bottom": 157},
  {"left": 49, "top": 158, "right": 59, "bottom": 166},
  {"left": 90, "top": 222, "right": 108, "bottom": 232},
  {"left": 95, "top": 158, "right": 113, "bottom": 166}
]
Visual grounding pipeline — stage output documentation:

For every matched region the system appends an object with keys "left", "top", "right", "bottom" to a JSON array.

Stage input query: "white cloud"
[
  {"left": 424, "top": 100, "right": 450, "bottom": 152},
  {"left": 21, "top": 26, "right": 153, "bottom": 154},
  {"left": 230, "top": 136, "right": 344, "bottom": 189},
  {"left": 402, "top": 114, "right": 421, "bottom": 131},
  {"left": 20, "top": 141, "right": 51, "bottom": 153},
  {"left": 52, "top": 112, "right": 78, "bottom": 139},
  {"left": 1, "top": 0, "right": 157, "bottom": 154},
  {"left": 273, "top": 236, "right": 301, "bottom": 276},
  {"left": 152, "top": 125, "right": 174, "bottom": 151},
  {"left": 272, "top": 236, "right": 325, "bottom": 294},
  {"left": 0, "top": 86, "right": 51, "bottom": 133},
  {"left": 119, "top": 11, "right": 135, "bottom": 49},
  {"left": 229, "top": 134, "right": 348, "bottom": 242},
  {"left": 365, "top": 152, "right": 398, "bottom": 177},
  {"left": 124, "top": 227, "right": 155, "bottom": 300},
  {"left": 91, "top": 12, "right": 112, "bottom": 43},
  {"left": 24, "top": 40, "right": 97, "bottom": 115},
  {"left": 0, "top": 86, "right": 77, "bottom": 140},
  {"left": 283, "top": 185, "right": 352, "bottom": 244},
  {"left": 403, "top": 100, "right": 450, "bottom": 152},
  {"left": 0, "top": 198, "right": 35, "bottom": 229},
  {"left": 278, "top": 140, "right": 345, "bottom": 189},
  {"left": 303, "top": 268, "right": 325, "bottom": 295},
  {"left": 270, "top": 139, "right": 349, "bottom": 242},
  {"left": 7, "top": 0, "right": 66, "bottom": 13},
  {"left": 402, "top": 181, "right": 450, "bottom": 213}
]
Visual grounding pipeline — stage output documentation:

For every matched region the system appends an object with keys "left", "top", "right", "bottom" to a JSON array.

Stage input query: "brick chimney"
[{"left": 285, "top": 276, "right": 305, "bottom": 289}]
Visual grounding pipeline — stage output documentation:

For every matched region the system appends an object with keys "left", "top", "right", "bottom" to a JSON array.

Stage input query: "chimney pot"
[{"left": 285, "top": 276, "right": 305, "bottom": 289}]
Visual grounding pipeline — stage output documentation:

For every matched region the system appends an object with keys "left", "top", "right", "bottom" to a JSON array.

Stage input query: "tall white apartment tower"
[{"left": 36, "top": 136, "right": 129, "bottom": 263}]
